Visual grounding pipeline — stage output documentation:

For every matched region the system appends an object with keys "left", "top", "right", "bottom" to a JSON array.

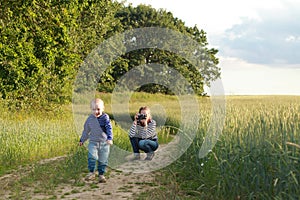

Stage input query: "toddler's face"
[{"left": 92, "top": 103, "right": 103, "bottom": 117}]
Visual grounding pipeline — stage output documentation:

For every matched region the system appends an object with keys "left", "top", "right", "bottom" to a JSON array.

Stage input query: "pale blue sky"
[{"left": 119, "top": 0, "right": 300, "bottom": 95}]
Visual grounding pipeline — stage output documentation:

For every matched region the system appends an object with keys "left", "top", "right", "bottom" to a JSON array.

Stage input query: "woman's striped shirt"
[{"left": 129, "top": 119, "right": 157, "bottom": 140}]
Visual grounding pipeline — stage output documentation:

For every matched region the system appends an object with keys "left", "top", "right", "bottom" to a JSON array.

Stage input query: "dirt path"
[
  {"left": 0, "top": 170, "right": 157, "bottom": 200},
  {"left": 0, "top": 157, "right": 158, "bottom": 200},
  {"left": 0, "top": 137, "right": 182, "bottom": 199},
  {"left": 54, "top": 169, "right": 157, "bottom": 200}
]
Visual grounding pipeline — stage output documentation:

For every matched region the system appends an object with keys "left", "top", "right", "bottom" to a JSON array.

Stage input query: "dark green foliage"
[
  {"left": 99, "top": 4, "right": 220, "bottom": 95},
  {"left": 0, "top": 0, "right": 120, "bottom": 109},
  {"left": 0, "top": 1, "right": 220, "bottom": 109}
]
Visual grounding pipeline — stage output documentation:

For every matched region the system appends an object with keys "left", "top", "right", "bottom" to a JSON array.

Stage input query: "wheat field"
[{"left": 1, "top": 94, "right": 299, "bottom": 199}]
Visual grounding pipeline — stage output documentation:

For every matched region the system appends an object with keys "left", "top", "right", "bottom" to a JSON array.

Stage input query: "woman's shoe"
[{"left": 145, "top": 152, "right": 154, "bottom": 160}]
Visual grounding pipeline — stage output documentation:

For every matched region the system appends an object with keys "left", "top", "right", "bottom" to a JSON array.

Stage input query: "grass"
[
  {"left": 1, "top": 93, "right": 300, "bottom": 199},
  {"left": 0, "top": 105, "right": 78, "bottom": 175},
  {"left": 1, "top": 146, "right": 87, "bottom": 199},
  {"left": 148, "top": 95, "right": 300, "bottom": 199}
]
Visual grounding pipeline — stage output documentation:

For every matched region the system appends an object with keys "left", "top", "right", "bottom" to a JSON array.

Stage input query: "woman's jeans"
[
  {"left": 129, "top": 137, "right": 158, "bottom": 154},
  {"left": 88, "top": 141, "right": 110, "bottom": 175}
]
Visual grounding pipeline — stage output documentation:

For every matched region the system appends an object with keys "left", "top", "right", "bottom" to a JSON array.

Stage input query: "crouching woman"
[{"left": 129, "top": 106, "right": 159, "bottom": 160}]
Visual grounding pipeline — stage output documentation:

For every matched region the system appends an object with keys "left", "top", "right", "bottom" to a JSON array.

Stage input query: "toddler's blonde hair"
[{"left": 90, "top": 98, "right": 104, "bottom": 110}]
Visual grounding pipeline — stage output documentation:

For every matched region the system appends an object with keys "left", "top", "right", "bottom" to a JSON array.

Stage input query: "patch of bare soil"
[
  {"left": 0, "top": 155, "right": 158, "bottom": 200},
  {"left": 55, "top": 168, "right": 157, "bottom": 200},
  {"left": 0, "top": 137, "right": 183, "bottom": 200}
]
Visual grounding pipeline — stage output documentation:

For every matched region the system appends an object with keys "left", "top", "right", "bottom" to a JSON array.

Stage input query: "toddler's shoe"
[
  {"left": 85, "top": 172, "right": 95, "bottom": 181},
  {"left": 99, "top": 175, "right": 107, "bottom": 183}
]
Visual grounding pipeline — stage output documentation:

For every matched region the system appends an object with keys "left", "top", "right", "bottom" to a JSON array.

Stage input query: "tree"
[
  {"left": 0, "top": 0, "right": 121, "bottom": 108},
  {"left": 0, "top": 1, "right": 220, "bottom": 109},
  {"left": 98, "top": 4, "right": 220, "bottom": 95}
]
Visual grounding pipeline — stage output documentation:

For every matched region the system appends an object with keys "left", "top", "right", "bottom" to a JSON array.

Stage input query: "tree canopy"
[
  {"left": 0, "top": 0, "right": 220, "bottom": 109},
  {"left": 98, "top": 4, "right": 220, "bottom": 95}
]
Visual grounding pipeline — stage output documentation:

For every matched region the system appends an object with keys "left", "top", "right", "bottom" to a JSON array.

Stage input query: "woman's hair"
[{"left": 139, "top": 106, "right": 151, "bottom": 120}]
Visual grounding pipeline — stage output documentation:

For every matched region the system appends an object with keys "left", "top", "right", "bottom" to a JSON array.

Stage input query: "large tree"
[
  {"left": 98, "top": 4, "right": 220, "bottom": 95},
  {"left": 0, "top": 1, "right": 220, "bottom": 109}
]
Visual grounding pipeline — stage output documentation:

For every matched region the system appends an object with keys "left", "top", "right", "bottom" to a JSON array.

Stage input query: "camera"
[{"left": 137, "top": 113, "right": 147, "bottom": 126}]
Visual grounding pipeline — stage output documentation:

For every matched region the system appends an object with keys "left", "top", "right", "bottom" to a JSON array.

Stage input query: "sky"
[{"left": 119, "top": 0, "right": 300, "bottom": 95}]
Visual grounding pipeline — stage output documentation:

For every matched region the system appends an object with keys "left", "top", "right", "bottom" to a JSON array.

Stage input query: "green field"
[{"left": 1, "top": 94, "right": 299, "bottom": 199}]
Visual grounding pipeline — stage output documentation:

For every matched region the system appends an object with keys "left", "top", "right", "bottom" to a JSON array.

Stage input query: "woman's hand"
[{"left": 133, "top": 113, "right": 139, "bottom": 125}]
